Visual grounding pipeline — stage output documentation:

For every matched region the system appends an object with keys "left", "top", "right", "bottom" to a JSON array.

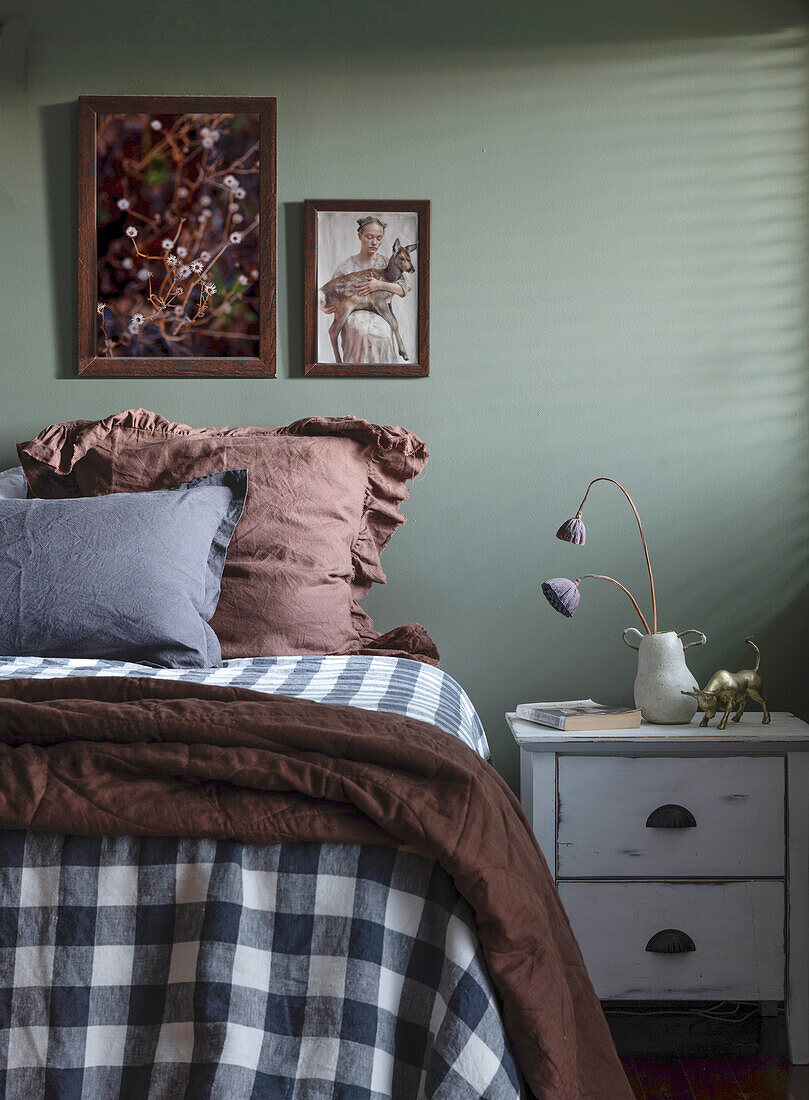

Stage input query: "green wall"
[{"left": 1, "top": 0, "right": 808, "bottom": 788}]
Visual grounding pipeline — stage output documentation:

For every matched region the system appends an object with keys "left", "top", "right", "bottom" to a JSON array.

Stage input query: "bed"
[
  {"left": 0, "top": 655, "right": 522, "bottom": 1098},
  {"left": 0, "top": 413, "right": 632, "bottom": 1099}
]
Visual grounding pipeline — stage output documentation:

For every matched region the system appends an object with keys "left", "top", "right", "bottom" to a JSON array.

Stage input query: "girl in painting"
[{"left": 321, "top": 216, "right": 410, "bottom": 364}]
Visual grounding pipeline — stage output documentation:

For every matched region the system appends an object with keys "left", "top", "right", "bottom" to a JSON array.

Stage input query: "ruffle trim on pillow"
[
  {"left": 18, "top": 409, "right": 288, "bottom": 497},
  {"left": 18, "top": 409, "right": 209, "bottom": 495},
  {"left": 281, "top": 417, "right": 428, "bottom": 647},
  {"left": 281, "top": 415, "right": 428, "bottom": 462},
  {"left": 19, "top": 409, "right": 203, "bottom": 473},
  {"left": 281, "top": 414, "right": 428, "bottom": 590}
]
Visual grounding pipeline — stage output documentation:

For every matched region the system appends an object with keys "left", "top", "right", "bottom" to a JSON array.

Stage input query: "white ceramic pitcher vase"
[{"left": 621, "top": 628, "right": 707, "bottom": 724}]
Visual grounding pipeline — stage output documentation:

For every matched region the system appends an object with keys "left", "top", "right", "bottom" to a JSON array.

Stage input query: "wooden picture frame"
[
  {"left": 304, "top": 200, "right": 429, "bottom": 377},
  {"left": 78, "top": 96, "right": 276, "bottom": 377}
]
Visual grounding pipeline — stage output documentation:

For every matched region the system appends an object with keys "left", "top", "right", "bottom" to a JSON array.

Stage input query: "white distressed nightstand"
[{"left": 506, "top": 711, "right": 809, "bottom": 1063}]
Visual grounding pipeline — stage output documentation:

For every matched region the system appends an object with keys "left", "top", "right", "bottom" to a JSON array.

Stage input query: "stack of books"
[{"left": 514, "top": 698, "right": 641, "bottom": 731}]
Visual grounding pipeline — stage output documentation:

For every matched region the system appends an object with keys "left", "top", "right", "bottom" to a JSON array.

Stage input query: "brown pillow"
[{"left": 18, "top": 409, "right": 428, "bottom": 659}]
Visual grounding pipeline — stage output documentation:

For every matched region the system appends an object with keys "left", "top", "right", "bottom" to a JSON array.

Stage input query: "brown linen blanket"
[{"left": 0, "top": 676, "right": 630, "bottom": 1100}]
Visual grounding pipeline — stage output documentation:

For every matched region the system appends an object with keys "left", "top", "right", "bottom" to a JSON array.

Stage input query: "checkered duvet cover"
[{"left": 0, "top": 656, "right": 521, "bottom": 1099}]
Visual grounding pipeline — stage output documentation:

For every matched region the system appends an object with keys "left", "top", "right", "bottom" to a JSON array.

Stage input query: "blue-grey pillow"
[
  {"left": 0, "top": 469, "right": 247, "bottom": 667},
  {"left": 0, "top": 466, "right": 26, "bottom": 500}
]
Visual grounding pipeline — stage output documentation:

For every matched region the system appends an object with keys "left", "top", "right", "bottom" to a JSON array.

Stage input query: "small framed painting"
[
  {"left": 78, "top": 96, "right": 276, "bottom": 377},
  {"left": 304, "top": 200, "right": 429, "bottom": 377}
]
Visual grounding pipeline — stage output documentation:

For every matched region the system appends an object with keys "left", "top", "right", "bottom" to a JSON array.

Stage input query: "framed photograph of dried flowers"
[
  {"left": 304, "top": 200, "right": 429, "bottom": 377},
  {"left": 78, "top": 96, "right": 276, "bottom": 376}
]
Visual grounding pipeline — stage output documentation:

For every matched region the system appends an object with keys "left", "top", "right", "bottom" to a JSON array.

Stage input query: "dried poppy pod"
[
  {"left": 541, "top": 578, "right": 581, "bottom": 618},
  {"left": 543, "top": 478, "right": 657, "bottom": 636}
]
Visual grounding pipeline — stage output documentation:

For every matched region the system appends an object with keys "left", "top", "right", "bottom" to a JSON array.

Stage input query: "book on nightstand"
[{"left": 514, "top": 698, "right": 641, "bottom": 731}]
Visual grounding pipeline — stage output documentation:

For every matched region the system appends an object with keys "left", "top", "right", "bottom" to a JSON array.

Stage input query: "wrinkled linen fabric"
[
  {"left": 0, "top": 654, "right": 486, "bottom": 757},
  {"left": 0, "top": 676, "right": 632, "bottom": 1100},
  {"left": 0, "top": 833, "right": 521, "bottom": 1099},
  {"left": 0, "top": 470, "right": 247, "bottom": 667},
  {"left": 17, "top": 409, "right": 429, "bottom": 658},
  {"left": 358, "top": 622, "right": 440, "bottom": 665}
]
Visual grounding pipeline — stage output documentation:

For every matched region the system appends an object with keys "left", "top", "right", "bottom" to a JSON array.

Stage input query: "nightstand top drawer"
[{"left": 557, "top": 755, "right": 784, "bottom": 878}]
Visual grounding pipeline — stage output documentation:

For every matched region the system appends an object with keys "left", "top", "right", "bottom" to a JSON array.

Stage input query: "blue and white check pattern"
[
  {"left": 0, "top": 654, "right": 491, "bottom": 761},
  {"left": 0, "top": 657, "right": 519, "bottom": 1097},
  {"left": 0, "top": 834, "right": 521, "bottom": 1099}
]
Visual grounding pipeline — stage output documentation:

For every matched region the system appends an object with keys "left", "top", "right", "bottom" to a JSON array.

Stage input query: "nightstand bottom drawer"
[{"left": 558, "top": 881, "right": 785, "bottom": 1001}]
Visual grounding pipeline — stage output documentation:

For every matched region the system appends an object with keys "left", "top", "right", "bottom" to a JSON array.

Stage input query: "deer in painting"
[{"left": 319, "top": 239, "right": 416, "bottom": 364}]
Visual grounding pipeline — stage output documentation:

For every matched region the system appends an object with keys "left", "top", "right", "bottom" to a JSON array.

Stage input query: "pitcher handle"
[
  {"left": 678, "top": 629, "right": 706, "bottom": 650},
  {"left": 622, "top": 627, "right": 643, "bottom": 651}
]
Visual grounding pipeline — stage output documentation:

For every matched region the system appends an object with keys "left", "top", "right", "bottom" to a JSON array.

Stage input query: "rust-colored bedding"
[{"left": 0, "top": 676, "right": 630, "bottom": 1100}]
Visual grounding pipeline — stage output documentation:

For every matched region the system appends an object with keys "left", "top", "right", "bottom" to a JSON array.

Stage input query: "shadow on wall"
[
  {"left": 758, "top": 584, "right": 809, "bottom": 722},
  {"left": 22, "top": 0, "right": 808, "bottom": 61},
  {"left": 40, "top": 102, "right": 77, "bottom": 381},
  {"left": 284, "top": 202, "right": 305, "bottom": 379}
]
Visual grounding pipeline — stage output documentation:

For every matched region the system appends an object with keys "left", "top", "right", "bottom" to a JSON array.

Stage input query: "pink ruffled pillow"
[{"left": 18, "top": 410, "right": 431, "bottom": 660}]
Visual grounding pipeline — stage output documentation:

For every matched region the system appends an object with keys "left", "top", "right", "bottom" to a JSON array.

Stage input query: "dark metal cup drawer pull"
[
  {"left": 645, "top": 804, "right": 697, "bottom": 829},
  {"left": 645, "top": 929, "right": 696, "bottom": 954}
]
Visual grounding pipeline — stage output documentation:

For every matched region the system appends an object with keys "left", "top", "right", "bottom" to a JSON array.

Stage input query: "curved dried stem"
[
  {"left": 577, "top": 478, "right": 657, "bottom": 633},
  {"left": 577, "top": 574, "right": 652, "bottom": 635}
]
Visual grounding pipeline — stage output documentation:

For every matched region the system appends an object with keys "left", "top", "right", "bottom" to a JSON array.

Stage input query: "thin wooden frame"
[
  {"left": 78, "top": 96, "right": 276, "bottom": 377},
  {"left": 304, "top": 200, "right": 429, "bottom": 377}
]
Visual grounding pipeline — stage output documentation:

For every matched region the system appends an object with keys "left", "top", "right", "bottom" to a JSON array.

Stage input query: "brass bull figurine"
[{"left": 681, "top": 636, "right": 770, "bottom": 730}]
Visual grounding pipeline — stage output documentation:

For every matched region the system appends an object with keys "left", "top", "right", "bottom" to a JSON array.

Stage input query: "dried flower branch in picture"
[{"left": 95, "top": 111, "right": 261, "bottom": 359}]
